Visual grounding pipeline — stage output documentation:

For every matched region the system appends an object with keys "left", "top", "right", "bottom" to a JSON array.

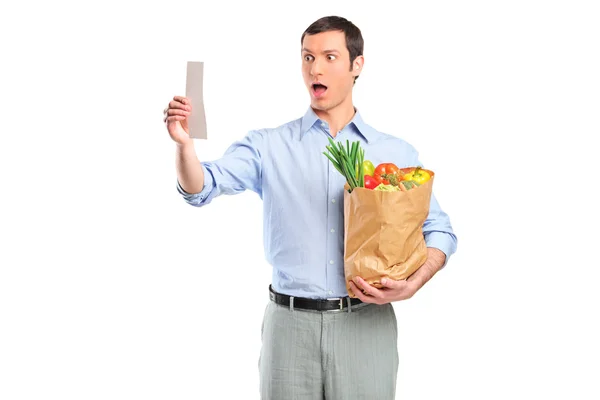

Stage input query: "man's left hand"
[
  {"left": 349, "top": 276, "right": 417, "bottom": 304},
  {"left": 348, "top": 247, "right": 447, "bottom": 304}
]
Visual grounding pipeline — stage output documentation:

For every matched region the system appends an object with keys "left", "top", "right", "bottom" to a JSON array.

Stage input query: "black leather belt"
[{"left": 269, "top": 285, "right": 362, "bottom": 311}]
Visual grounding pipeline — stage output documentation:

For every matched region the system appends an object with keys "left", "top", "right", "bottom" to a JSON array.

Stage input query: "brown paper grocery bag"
[{"left": 343, "top": 170, "right": 435, "bottom": 298}]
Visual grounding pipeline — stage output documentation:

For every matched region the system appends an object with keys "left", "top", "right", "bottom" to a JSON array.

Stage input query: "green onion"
[
  {"left": 358, "top": 148, "right": 364, "bottom": 187},
  {"left": 323, "top": 137, "right": 366, "bottom": 192}
]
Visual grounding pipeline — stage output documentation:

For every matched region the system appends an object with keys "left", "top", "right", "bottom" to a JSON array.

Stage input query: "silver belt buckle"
[{"left": 327, "top": 297, "right": 344, "bottom": 310}]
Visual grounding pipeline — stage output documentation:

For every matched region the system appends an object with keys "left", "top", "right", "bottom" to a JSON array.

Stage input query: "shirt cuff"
[
  {"left": 424, "top": 231, "right": 457, "bottom": 268},
  {"left": 176, "top": 164, "right": 214, "bottom": 204}
]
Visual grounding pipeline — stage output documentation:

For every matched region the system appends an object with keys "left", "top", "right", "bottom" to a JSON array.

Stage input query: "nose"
[{"left": 310, "top": 58, "right": 323, "bottom": 77}]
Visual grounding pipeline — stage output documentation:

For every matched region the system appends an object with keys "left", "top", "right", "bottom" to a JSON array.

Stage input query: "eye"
[
  {"left": 327, "top": 54, "right": 336, "bottom": 61},
  {"left": 304, "top": 54, "right": 314, "bottom": 62}
]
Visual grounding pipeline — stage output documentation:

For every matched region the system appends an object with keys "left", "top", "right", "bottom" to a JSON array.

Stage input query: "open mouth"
[{"left": 312, "top": 83, "right": 328, "bottom": 97}]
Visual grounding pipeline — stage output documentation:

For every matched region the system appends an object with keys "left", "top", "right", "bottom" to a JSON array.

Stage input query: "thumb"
[{"left": 380, "top": 277, "right": 404, "bottom": 289}]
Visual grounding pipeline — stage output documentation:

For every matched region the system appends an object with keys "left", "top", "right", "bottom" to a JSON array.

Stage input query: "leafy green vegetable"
[{"left": 323, "top": 138, "right": 365, "bottom": 192}]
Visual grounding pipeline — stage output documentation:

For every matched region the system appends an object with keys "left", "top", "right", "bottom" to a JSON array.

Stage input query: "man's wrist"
[{"left": 176, "top": 140, "right": 195, "bottom": 155}]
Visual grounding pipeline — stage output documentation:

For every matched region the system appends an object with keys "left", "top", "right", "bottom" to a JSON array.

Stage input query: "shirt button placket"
[
  {"left": 326, "top": 138, "right": 333, "bottom": 297},
  {"left": 326, "top": 135, "right": 340, "bottom": 297}
]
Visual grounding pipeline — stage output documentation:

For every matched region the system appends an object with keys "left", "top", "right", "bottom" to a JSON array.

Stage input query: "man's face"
[{"left": 301, "top": 30, "right": 362, "bottom": 112}]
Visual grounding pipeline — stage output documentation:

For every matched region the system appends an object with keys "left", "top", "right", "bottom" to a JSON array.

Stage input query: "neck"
[{"left": 313, "top": 96, "right": 356, "bottom": 137}]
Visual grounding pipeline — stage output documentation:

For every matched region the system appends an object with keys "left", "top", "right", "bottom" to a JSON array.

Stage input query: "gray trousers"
[{"left": 258, "top": 298, "right": 399, "bottom": 399}]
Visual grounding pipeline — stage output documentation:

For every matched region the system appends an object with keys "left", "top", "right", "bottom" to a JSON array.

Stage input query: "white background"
[{"left": 1, "top": 0, "right": 599, "bottom": 399}]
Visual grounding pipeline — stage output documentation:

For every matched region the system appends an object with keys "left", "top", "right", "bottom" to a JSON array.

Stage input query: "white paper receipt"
[{"left": 185, "top": 61, "right": 208, "bottom": 139}]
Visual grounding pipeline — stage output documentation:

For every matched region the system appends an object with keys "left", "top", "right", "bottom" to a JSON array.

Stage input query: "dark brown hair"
[{"left": 301, "top": 16, "right": 364, "bottom": 82}]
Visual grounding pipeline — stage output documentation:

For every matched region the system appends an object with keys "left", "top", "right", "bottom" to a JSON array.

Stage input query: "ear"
[{"left": 352, "top": 55, "right": 364, "bottom": 77}]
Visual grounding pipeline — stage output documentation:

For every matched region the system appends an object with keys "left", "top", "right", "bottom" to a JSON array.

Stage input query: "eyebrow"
[{"left": 302, "top": 48, "right": 341, "bottom": 54}]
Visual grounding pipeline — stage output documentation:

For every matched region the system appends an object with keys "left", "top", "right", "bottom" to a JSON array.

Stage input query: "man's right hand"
[{"left": 163, "top": 96, "right": 192, "bottom": 145}]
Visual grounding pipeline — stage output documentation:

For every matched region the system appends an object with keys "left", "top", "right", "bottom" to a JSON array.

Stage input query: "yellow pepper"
[{"left": 402, "top": 167, "right": 431, "bottom": 185}]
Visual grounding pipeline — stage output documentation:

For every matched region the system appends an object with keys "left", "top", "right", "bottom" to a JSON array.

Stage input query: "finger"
[
  {"left": 164, "top": 115, "right": 187, "bottom": 123},
  {"left": 380, "top": 277, "right": 401, "bottom": 289},
  {"left": 173, "top": 95, "right": 189, "bottom": 105},
  {"left": 354, "top": 276, "right": 383, "bottom": 299},
  {"left": 381, "top": 278, "right": 411, "bottom": 292},
  {"left": 169, "top": 100, "right": 192, "bottom": 111},
  {"left": 167, "top": 108, "right": 191, "bottom": 117},
  {"left": 349, "top": 281, "right": 375, "bottom": 304}
]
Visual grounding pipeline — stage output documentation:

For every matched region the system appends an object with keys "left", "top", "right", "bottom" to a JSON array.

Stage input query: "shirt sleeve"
[
  {"left": 176, "top": 129, "right": 264, "bottom": 207},
  {"left": 410, "top": 148, "right": 458, "bottom": 268},
  {"left": 422, "top": 193, "right": 457, "bottom": 268}
]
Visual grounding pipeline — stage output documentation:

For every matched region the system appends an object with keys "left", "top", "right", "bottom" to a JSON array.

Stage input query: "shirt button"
[
  {"left": 328, "top": 290, "right": 333, "bottom": 295},
  {"left": 331, "top": 199, "right": 336, "bottom": 203},
  {"left": 330, "top": 228, "right": 335, "bottom": 233},
  {"left": 329, "top": 260, "right": 334, "bottom": 265}
]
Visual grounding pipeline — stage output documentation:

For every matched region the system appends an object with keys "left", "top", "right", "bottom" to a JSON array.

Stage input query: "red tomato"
[
  {"left": 364, "top": 175, "right": 381, "bottom": 190},
  {"left": 373, "top": 163, "right": 400, "bottom": 185}
]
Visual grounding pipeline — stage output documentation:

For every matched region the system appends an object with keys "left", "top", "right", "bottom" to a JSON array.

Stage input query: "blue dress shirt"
[{"left": 177, "top": 107, "right": 457, "bottom": 299}]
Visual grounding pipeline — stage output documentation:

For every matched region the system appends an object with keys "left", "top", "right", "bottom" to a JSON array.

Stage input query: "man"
[{"left": 164, "top": 15, "right": 457, "bottom": 400}]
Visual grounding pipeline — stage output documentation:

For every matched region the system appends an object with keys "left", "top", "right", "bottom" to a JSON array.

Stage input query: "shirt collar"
[{"left": 300, "top": 106, "right": 376, "bottom": 143}]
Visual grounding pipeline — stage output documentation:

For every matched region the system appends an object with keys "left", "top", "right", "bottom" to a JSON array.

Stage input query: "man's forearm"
[
  {"left": 176, "top": 141, "right": 204, "bottom": 194},
  {"left": 408, "top": 247, "right": 446, "bottom": 290}
]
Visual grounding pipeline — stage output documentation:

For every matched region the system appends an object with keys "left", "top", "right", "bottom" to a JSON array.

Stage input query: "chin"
[
  {"left": 311, "top": 101, "right": 325, "bottom": 110},
  {"left": 310, "top": 98, "right": 329, "bottom": 110}
]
